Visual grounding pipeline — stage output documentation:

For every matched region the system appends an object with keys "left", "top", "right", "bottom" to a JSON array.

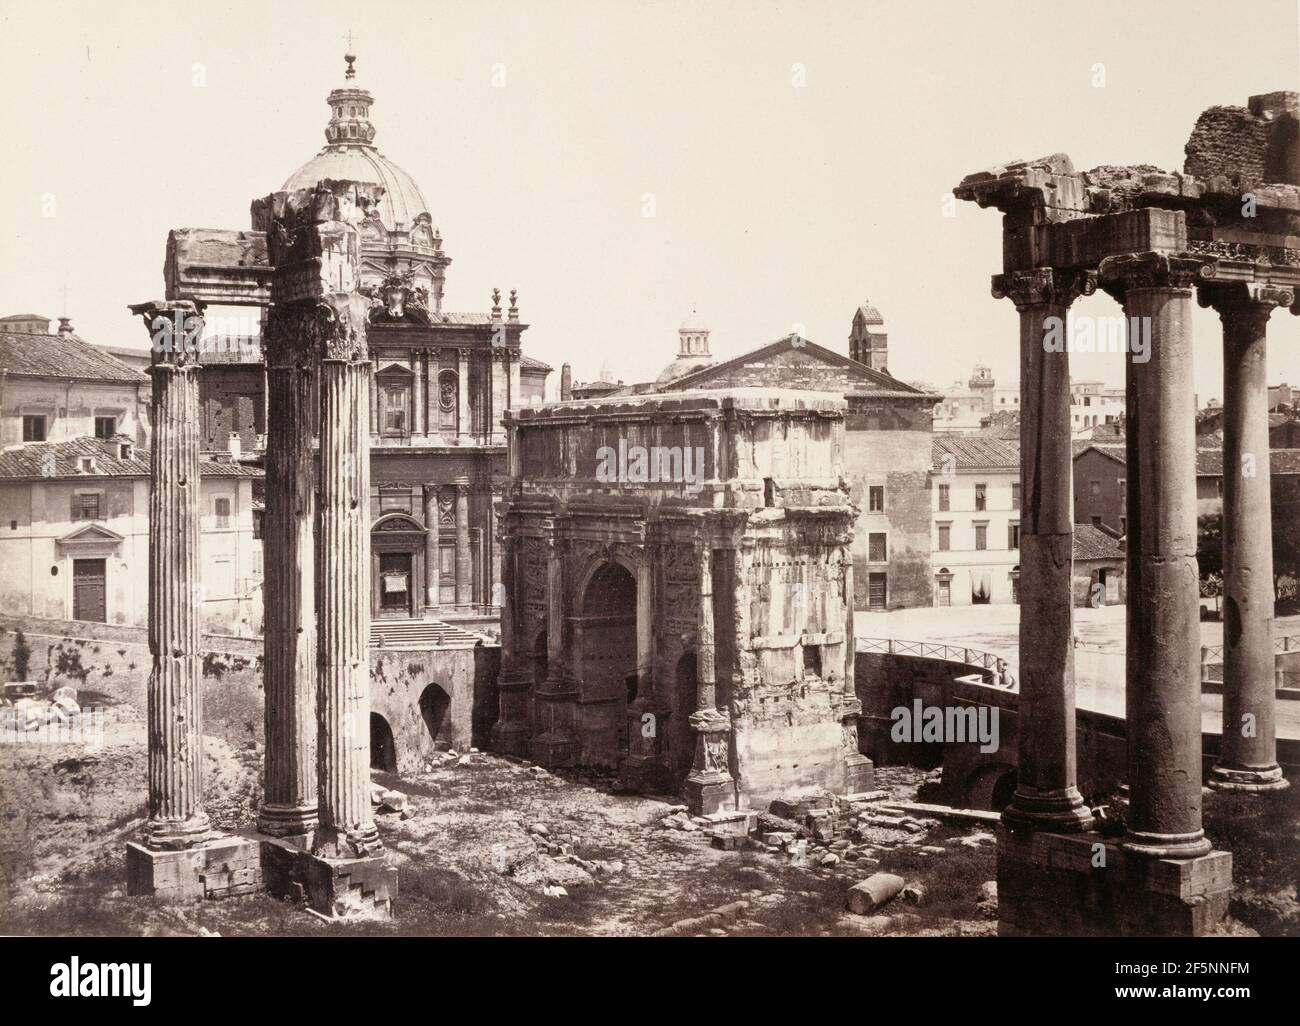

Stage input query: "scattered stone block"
[{"left": 846, "top": 872, "right": 906, "bottom": 915}]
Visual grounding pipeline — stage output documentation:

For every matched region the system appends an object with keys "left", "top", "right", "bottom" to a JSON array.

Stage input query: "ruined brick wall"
[{"left": 1183, "top": 93, "right": 1299, "bottom": 185}]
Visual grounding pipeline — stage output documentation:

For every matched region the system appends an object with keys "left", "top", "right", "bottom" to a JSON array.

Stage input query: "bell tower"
[{"left": 849, "top": 301, "right": 888, "bottom": 372}]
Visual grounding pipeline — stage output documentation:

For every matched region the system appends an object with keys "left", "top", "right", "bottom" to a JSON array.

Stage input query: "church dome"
[
  {"left": 283, "top": 146, "right": 431, "bottom": 232},
  {"left": 280, "top": 53, "right": 432, "bottom": 233},
  {"left": 655, "top": 309, "right": 714, "bottom": 386}
]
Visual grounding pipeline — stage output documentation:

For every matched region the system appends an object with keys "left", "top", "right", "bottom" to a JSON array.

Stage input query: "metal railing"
[{"left": 856, "top": 636, "right": 1013, "bottom": 674}]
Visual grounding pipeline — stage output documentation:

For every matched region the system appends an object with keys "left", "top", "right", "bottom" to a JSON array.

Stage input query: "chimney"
[
  {"left": 560, "top": 362, "right": 573, "bottom": 401},
  {"left": 228, "top": 432, "right": 242, "bottom": 459},
  {"left": 57, "top": 317, "right": 74, "bottom": 337}
]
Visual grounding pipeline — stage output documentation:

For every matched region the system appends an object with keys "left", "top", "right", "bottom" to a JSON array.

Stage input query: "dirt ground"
[
  {"left": 1, "top": 713, "right": 1294, "bottom": 937},
  {"left": 0, "top": 713, "right": 1005, "bottom": 937}
]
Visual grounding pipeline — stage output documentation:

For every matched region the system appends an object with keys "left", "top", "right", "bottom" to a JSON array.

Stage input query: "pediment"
[{"left": 58, "top": 523, "right": 124, "bottom": 546}]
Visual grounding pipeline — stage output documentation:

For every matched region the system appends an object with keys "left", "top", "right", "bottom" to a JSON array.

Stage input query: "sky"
[{"left": 2, "top": 0, "right": 1298, "bottom": 403}]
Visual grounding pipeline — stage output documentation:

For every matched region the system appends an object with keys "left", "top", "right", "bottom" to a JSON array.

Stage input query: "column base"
[
  {"left": 997, "top": 825, "right": 1231, "bottom": 936},
  {"left": 256, "top": 803, "right": 318, "bottom": 848},
  {"left": 529, "top": 731, "right": 579, "bottom": 769},
  {"left": 1002, "top": 786, "right": 1095, "bottom": 833},
  {"left": 843, "top": 753, "right": 875, "bottom": 794},
  {"left": 262, "top": 835, "right": 396, "bottom": 920},
  {"left": 1207, "top": 763, "right": 1289, "bottom": 793},
  {"left": 491, "top": 719, "right": 532, "bottom": 758},
  {"left": 1121, "top": 828, "right": 1213, "bottom": 860},
  {"left": 618, "top": 753, "right": 673, "bottom": 795},
  {"left": 314, "top": 823, "right": 384, "bottom": 860},
  {"left": 683, "top": 771, "right": 737, "bottom": 816},
  {"left": 126, "top": 834, "right": 262, "bottom": 902},
  {"left": 140, "top": 812, "right": 214, "bottom": 851}
]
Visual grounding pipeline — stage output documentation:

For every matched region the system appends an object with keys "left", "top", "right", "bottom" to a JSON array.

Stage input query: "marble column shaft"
[
  {"left": 993, "top": 268, "right": 1093, "bottom": 833},
  {"left": 454, "top": 481, "right": 472, "bottom": 605},
  {"left": 315, "top": 293, "right": 382, "bottom": 859},
  {"left": 1101, "top": 253, "right": 1210, "bottom": 858},
  {"left": 135, "top": 300, "right": 212, "bottom": 850},
  {"left": 423, "top": 485, "right": 440, "bottom": 607},
  {"left": 258, "top": 305, "right": 319, "bottom": 838},
  {"left": 1204, "top": 282, "right": 1292, "bottom": 791}
]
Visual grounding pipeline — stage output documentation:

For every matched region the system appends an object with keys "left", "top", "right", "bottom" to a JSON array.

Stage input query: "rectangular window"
[
  {"left": 1091, "top": 515, "right": 1102, "bottom": 528},
  {"left": 94, "top": 416, "right": 116, "bottom": 439},
  {"left": 868, "top": 532, "right": 887, "bottom": 562},
  {"left": 1089, "top": 479, "right": 1101, "bottom": 497},
  {"left": 1008, "top": 522, "right": 1020, "bottom": 549},
  {"left": 937, "top": 524, "right": 950, "bottom": 551},
  {"left": 1011, "top": 576, "right": 1021, "bottom": 604},
  {"left": 974, "top": 483, "right": 987, "bottom": 511},
  {"left": 252, "top": 509, "right": 264, "bottom": 540},
  {"left": 379, "top": 487, "right": 412, "bottom": 514},
  {"left": 71, "top": 492, "right": 101, "bottom": 521},
  {"left": 214, "top": 497, "right": 231, "bottom": 528},
  {"left": 868, "top": 485, "right": 885, "bottom": 513},
  {"left": 22, "top": 415, "right": 46, "bottom": 442},
  {"left": 383, "top": 386, "right": 408, "bottom": 434},
  {"left": 1011, "top": 483, "right": 1020, "bottom": 511},
  {"left": 974, "top": 523, "right": 988, "bottom": 550},
  {"left": 937, "top": 484, "right": 949, "bottom": 512}
]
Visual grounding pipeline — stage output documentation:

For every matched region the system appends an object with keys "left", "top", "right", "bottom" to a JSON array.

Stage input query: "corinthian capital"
[
  {"left": 1097, "top": 252, "right": 1206, "bottom": 299},
  {"left": 317, "top": 293, "right": 371, "bottom": 362},
  {"left": 263, "top": 303, "right": 322, "bottom": 368},
  {"left": 991, "top": 268, "right": 1096, "bottom": 310},
  {"left": 127, "top": 300, "right": 205, "bottom": 368}
]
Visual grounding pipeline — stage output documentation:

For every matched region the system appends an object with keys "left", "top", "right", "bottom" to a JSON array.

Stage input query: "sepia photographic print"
[{"left": 1, "top": 0, "right": 1298, "bottom": 1006}]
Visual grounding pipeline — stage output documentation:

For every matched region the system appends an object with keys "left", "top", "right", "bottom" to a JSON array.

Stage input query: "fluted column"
[
  {"left": 258, "top": 304, "right": 319, "bottom": 839},
  {"left": 130, "top": 300, "right": 212, "bottom": 850},
  {"left": 684, "top": 543, "right": 735, "bottom": 814},
  {"left": 315, "top": 292, "right": 382, "bottom": 859},
  {"left": 992, "top": 268, "right": 1094, "bottom": 833},
  {"left": 454, "top": 479, "right": 472, "bottom": 605},
  {"left": 423, "top": 485, "right": 440, "bottom": 608},
  {"left": 1100, "top": 253, "right": 1211, "bottom": 858},
  {"left": 1203, "top": 281, "right": 1292, "bottom": 792}
]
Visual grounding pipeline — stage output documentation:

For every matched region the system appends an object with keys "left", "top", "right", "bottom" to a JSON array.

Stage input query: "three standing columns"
[
  {"left": 257, "top": 305, "right": 319, "bottom": 839},
  {"left": 314, "top": 292, "right": 383, "bottom": 859},
  {"left": 992, "top": 269, "right": 1094, "bottom": 833},
  {"left": 1201, "top": 281, "right": 1293, "bottom": 792},
  {"left": 1100, "top": 253, "right": 1212, "bottom": 858},
  {"left": 132, "top": 300, "right": 213, "bottom": 850}
]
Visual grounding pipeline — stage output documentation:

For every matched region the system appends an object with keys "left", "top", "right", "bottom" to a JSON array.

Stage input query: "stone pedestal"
[
  {"left": 1203, "top": 282, "right": 1292, "bottom": 792},
  {"left": 261, "top": 835, "right": 396, "bottom": 919},
  {"left": 126, "top": 835, "right": 262, "bottom": 902},
  {"left": 997, "top": 825, "right": 1231, "bottom": 937},
  {"left": 993, "top": 269, "right": 1094, "bottom": 833},
  {"left": 618, "top": 698, "right": 674, "bottom": 794}
]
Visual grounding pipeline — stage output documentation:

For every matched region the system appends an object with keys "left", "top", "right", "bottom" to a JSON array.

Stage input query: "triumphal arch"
[{"left": 492, "top": 389, "right": 875, "bottom": 815}]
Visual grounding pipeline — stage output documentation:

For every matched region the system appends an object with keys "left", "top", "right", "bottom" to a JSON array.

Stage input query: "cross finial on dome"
[{"left": 344, "top": 30, "right": 357, "bottom": 79}]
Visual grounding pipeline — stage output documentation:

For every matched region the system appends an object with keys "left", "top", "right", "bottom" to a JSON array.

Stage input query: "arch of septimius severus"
[{"left": 955, "top": 91, "right": 1297, "bottom": 935}]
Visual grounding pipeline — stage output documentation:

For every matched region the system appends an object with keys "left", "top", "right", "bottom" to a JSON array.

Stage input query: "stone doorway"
[
  {"left": 419, "top": 683, "right": 451, "bottom": 745},
  {"left": 578, "top": 562, "right": 637, "bottom": 765},
  {"left": 370, "top": 712, "right": 397, "bottom": 772}
]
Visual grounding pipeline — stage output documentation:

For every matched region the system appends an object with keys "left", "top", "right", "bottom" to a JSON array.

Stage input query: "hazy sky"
[{"left": 2, "top": 0, "right": 1298, "bottom": 402}]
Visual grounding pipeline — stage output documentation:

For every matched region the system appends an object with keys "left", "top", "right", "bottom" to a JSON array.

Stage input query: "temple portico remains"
[
  {"left": 126, "top": 180, "right": 397, "bottom": 917},
  {"left": 492, "top": 390, "right": 874, "bottom": 815},
  {"left": 955, "top": 91, "right": 1298, "bottom": 935}
]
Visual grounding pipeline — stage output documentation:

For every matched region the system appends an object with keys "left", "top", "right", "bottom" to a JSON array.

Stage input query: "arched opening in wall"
[
  {"left": 672, "top": 651, "right": 698, "bottom": 788},
  {"left": 971, "top": 572, "right": 992, "bottom": 605},
  {"left": 580, "top": 561, "right": 637, "bottom": 765},
  {"left": 964, "top": 762, "right": 1017, "bottom": 812},
  {"left": 419, "top": 683, "right": 451, "bottom": 746},
  {"left": 370, "top": 713, "right": 397, "bottom": 772}
]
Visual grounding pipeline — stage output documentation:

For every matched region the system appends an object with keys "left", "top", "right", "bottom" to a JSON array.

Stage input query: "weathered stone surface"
[{"left": 846, "top": 872, "right": 905, "bottom": 915}]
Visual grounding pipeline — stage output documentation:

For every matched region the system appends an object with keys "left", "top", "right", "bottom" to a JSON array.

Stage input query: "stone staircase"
[{"left": 369, "top": 618, "right": 480, "bottom": 648}]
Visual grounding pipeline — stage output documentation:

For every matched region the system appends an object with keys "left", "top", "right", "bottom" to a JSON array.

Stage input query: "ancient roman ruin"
[{"left": 954, "top": 91, "right": 1298, "bottom": 934}]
